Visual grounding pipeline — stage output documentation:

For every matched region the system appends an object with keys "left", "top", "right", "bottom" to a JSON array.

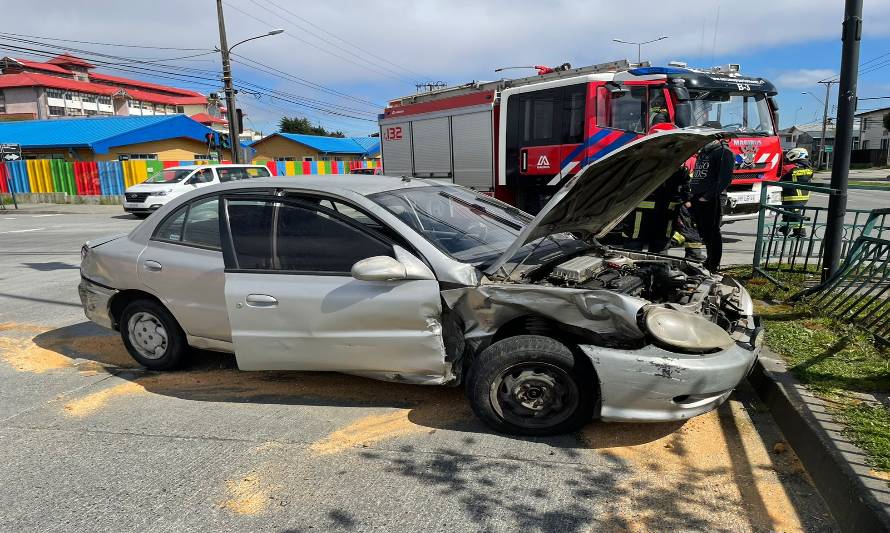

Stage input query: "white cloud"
[
  {"left": 4, "top": 0, "right": 890, "bottom": 134},
  {"left": 775, "top": 68, "right": 837, "bottom": 88}
]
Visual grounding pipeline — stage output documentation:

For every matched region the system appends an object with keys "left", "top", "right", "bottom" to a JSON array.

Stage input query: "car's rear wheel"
[
  {"left": 466, "top": 335, "right": 595, "bottom": 436},
  {"left": 119, "top": 299, "right": 187, "bottom": 370}
]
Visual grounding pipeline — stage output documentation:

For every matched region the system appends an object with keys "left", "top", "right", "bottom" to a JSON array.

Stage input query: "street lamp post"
[
  {"left": 612, "top": 36, "right": 668, "bottom": 64},
  {"left": 803, "top": 89, "right": 833, "bottom": 169},
  {"left": 215, "top": 0, "right": 282, "bottom": 163}
]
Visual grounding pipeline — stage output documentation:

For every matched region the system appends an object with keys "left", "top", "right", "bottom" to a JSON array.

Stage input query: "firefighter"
[
  {"left": 778, "top": 147, "right": 813, "bottom": 238},
  {"left": 689, "top": 139, "right": 735, "bottom": 271},
  {"left": 619, "top": 167, "right": 687, "bottom": 253},
  {"left": 672, "top": 202, "right": 707, "bottom": 261}
]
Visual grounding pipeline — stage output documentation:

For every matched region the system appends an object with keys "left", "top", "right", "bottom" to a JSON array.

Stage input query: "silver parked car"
[{"left": 79, "top": 130, "right": 763, "bottom": 435}]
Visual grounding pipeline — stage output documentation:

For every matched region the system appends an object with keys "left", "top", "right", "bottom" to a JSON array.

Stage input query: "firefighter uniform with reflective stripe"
[
  {"left": 620, "top": 168, "right": 687, "bottom": 253},
  {"left": 780, "top": 159, "right": 813, "bottom": 235}
]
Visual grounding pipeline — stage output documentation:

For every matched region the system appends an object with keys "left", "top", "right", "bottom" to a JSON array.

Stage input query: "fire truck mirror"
[
  {"left": 669, "top": 85, "right": 690, "bottom": 101},
  {"left": 605, "top": 82, "right": 627, "bottom": 98}
]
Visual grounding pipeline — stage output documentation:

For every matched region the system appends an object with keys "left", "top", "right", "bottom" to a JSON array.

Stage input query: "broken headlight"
[{"left": 643, "top": 306, "right": 734, "bottom": 353}]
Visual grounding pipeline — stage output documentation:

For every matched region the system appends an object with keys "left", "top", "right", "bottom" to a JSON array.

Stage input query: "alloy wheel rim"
[{"left": 127, "top": 311, "right": 168, "bottom": 360}]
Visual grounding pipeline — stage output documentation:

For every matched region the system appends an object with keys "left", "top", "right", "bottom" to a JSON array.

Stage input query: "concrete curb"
[{"left": 748, "top": 350, "right": 890, "bottom": 533}]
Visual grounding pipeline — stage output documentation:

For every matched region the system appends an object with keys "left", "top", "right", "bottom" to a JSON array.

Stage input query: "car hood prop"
[{"left": 484, "top": 128, "right": 735, "bottom": 277}]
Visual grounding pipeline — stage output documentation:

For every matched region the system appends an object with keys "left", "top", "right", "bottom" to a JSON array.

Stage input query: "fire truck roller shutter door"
[
  {"left": 451, "top": 110, "right": 494, "bottom": 190},
  {"left": 412, "top": 117, "right": 452, "bottom": 179},
  {"left": 380, "top": 121, "right": 413, "bottom": 177}
]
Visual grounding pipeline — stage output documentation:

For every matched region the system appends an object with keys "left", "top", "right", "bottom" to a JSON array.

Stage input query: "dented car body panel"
[{"left": 79, "top": 129, "right": 761, "bottom": 425}]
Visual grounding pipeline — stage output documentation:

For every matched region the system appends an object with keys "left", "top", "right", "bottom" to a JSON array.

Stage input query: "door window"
[
  {"left": 190, "top": 169, "right": 214, "bottom": 184},
  {"left": 225, "top": 199, "right": 393, "bottom": 273},
  {"left": 562, "top": 85, "right": 586, "bottom": 143},
  {"left": 152, "top": 196, "right": 221, "bottom": 249},
  {"left": 609, "top": 86, "right": 647, "bottom": 133},
  {"left": 648, "top": 87, "right": 670, "bottom": 128}
]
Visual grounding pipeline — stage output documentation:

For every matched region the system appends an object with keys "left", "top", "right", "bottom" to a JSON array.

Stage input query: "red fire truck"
[{"left": 379, "top": 60, "right": 783, "bottom": 218}]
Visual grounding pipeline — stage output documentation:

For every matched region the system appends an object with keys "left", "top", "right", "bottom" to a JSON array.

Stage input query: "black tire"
[
  {"left": 466, "top": 335, "right": 596, "bottom": 436},
  {"left": 119, "top": 299, "right": 188, "bottom": 370}
]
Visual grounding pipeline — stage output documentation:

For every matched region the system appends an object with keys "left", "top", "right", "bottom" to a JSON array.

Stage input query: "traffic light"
[
  {"left": 236, "top": 108, "right": 244, "bottom": 134},
  {"left": 220, "top": 133, "right": 231, "bottom": 150}
]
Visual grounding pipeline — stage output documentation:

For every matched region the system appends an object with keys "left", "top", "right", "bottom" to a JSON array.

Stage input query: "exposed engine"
[{"left": 543, "top": 252, "right": 711, "bottom": 306}]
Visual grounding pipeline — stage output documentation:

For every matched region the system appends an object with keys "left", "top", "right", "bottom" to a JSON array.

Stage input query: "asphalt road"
[{"left": 0, "top": 204, "right": 839, "bottom": 532}]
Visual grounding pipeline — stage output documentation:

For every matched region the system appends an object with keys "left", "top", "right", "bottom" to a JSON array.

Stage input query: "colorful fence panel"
[{"left": 0, "top": 158, "right": 383, "bottom": 198}]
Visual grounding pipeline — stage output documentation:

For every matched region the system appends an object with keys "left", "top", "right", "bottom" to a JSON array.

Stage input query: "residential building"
[
  {"left": 0, "top": 54, "right": 218, "bottom": 121},
  {"left": 778, "top": 120, "right": 861, "bottom": 167},
  {"left": 251, "top": 133, "right": 381, "bottom": 163},
  {"left": 0, "top": 115, "right": 237, "bottom": 161},
  {"left": 856, "top": 106, "right": 890, "bottom": 153}
]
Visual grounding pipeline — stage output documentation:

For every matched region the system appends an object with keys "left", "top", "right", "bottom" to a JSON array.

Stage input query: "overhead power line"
[
  {"left": 0, "top": 31, "right": 212, "bottom": 51},
  {"left": 222, "top": 1, "right": 410, "bottom": 84},
  {"left": 248, "top": 0, "right": 425, "bottom": 83},
  {"left": 0, "top": 33, "right": 384, "bottom": 120},
  {"left": 0, "top": 41, "right": 377, "bottom": 124}
]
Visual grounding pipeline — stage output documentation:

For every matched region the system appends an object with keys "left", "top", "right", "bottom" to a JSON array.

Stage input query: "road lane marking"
[
  {"left": 31, "top": 214, "right": 61, "bottom": 217},
  {"left": 0, "top": 228, "right": 45, "bottom": 234}
]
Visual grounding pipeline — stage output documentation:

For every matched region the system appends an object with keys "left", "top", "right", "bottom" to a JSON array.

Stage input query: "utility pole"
[
  {"left": 817, "top": 80, "right": 835, "bottom": 169},
  {"left": 822, "top": 0, "right": 862, "bottom": 280},
  {"left": 215, "top": 0, "right": 240, "bottom": 163}
]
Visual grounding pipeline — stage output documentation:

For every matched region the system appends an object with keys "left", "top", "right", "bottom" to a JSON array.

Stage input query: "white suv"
[{"left": 123, "top": 164, "right": 271, "bottom": 217}]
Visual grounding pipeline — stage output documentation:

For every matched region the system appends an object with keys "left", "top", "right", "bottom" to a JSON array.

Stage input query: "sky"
[{"left": 1, "top": 0, "right": 889, "bottom": 136}]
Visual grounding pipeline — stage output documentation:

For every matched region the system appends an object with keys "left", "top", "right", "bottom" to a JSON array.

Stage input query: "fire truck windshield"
[{"left": 684, "top": 91, "right": 775, "bottom": 135}]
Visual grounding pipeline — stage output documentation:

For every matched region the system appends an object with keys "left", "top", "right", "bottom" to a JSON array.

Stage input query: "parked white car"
[{"left": 123, "top": 164, "right": 271, "bottom": 217}]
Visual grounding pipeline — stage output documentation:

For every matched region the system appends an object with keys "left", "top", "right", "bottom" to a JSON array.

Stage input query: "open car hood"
[{"left": 484, "top": 129, "right": 732, "bottom": 276}]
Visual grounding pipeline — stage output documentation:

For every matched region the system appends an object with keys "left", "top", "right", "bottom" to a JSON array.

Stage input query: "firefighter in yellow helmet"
[{"left": 778, "top": 147, "right": 814, "bottom": 238}]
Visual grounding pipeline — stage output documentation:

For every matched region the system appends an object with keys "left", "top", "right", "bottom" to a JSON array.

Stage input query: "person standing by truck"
[
  {"left": 778, "top": 148, "right": 814, "bottom": 238},
  {"left": 689, "top": 139, "right": 735, "bottom": 271}
]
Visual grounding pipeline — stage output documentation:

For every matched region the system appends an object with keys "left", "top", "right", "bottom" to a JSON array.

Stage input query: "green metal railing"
[
  {"left": 804, "top": 235, "right": 890, "bottom": 345},
  {"left": 752, "top": 181, "right": 890, "bottom": 288}
]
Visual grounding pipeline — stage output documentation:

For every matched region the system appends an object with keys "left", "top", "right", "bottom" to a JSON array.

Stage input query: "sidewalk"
[
  {"left": 813, "top": 168, "right": 889, "bottom": 182},
  {"left": 0, "top": 202, "right": 125, "bottom": 215}
]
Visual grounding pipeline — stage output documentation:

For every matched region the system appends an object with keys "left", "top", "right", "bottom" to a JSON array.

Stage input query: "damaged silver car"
[{"left": 79, "top": 130, "right": 763, "bottom": 436}]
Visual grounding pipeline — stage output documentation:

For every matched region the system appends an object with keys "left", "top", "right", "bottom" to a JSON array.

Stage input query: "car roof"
[
  {"left": 164, "top": 164, "right": 267, "bottom": 171},
  {"left": 204, "top": 174, "right": 437, "bottom": 196}
]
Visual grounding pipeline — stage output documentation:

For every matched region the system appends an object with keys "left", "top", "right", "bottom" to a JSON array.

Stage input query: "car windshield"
[
  {"left": 370, "top": 185, "right": 584, "bottom": 269},
  {"left": 685, "top": 91, "right": 775, "bottom": 135},
  {"left": 145, "top": 169, "right": 193, "bottom": 183}
]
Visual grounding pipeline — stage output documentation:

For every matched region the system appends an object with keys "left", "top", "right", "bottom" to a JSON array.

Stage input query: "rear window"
[{"left": 217, "top": 167, "right": 271, "bottom": 182}]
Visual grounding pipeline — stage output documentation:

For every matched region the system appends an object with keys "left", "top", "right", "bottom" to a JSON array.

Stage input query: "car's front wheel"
[
  {"left": 466, "top": 335, "right": 596, "bottom": 436},
  {"left": 119, "top": 299, "right": 187, "bottom": 370}
]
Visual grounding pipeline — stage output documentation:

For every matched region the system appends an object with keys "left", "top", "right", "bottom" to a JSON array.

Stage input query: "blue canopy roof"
[
  {"left": 0, "top": 115, "right": 219, "bottom": 154},
  {"left": 263, "top": 133, "right": 380, "bottom": 156}
]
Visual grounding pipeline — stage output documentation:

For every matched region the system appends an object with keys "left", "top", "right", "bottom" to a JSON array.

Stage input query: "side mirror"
[
  {"left": 605, "top": 82, "right": 627, "bottom": 99},
  {"left": 351, "top": 256, "right": 408, "bottom": 281}
]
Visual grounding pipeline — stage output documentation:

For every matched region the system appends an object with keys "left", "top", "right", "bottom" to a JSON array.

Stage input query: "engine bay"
[{"left": 535, "top": 252, "right": 712, "bottom": 306}]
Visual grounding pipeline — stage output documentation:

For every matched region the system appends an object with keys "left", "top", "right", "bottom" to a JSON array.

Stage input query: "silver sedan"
[{"left": 79, "top": 130, "right": 762, "bottom": 435}]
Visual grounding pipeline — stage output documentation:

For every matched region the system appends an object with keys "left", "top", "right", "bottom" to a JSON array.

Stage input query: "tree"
[{"left": 278, "top": 116, "right": 345, "bottom": 138}]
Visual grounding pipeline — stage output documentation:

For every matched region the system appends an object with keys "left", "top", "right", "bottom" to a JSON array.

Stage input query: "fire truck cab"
[{"left": 380, "top": 60, "right": 783, "bottom": 219}]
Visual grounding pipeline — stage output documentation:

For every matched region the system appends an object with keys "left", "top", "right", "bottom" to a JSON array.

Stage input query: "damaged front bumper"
[{"left": 580, "top": 340, "right": 760, "bottom": 422}]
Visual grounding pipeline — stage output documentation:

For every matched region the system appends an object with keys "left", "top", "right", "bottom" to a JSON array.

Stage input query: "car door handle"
[
  {"left": 143, "top": 260, "right": 162, "bottom": 272},
  {"left": 245, "top": 294, "right": 278, "bottom": 308}
]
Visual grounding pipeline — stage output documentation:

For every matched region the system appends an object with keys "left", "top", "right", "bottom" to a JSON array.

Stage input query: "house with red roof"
[{"left": 0, "top": 54, "right": 223, "bottom": 122}]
